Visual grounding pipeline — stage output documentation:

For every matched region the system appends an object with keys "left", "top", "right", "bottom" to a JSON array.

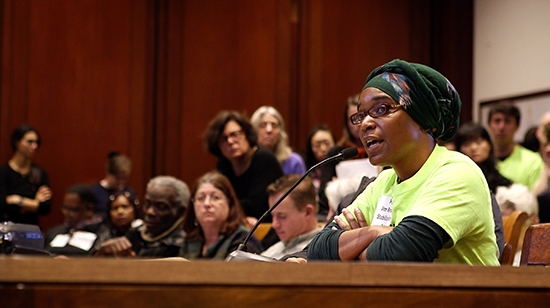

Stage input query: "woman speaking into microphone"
[{"left": 307, "top": 59, "right": 499, "bottom": 265}]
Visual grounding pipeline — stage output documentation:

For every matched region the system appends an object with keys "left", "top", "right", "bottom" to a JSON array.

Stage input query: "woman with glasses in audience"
[
  {"left": 251, "top": 106, "right": 306, "bottom": 175},
  {"left": 308, "top": 59, "right": 499, "bottom": 265},
  {"left": 203, "top": 111, "right": 284, "bottom": 228},
  {"left": 0, "top": 124, "right": 52, "bottom": 225},
  {"left": 181, "top": 171, "right": 262, "bottom": 259}
]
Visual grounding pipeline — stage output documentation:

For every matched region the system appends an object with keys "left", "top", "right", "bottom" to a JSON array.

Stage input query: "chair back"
[
  {"left": 502, "top": 210, "right": 528, "bottom": 256},
  {"left": 499, "top": 242, "right": 513, "bottom": 266},
  {"left": 253, "top": 223, "right": 272, "bottom": 241},
  {"left": 520, "top": 223, "right": 550, "bottom": 266}
]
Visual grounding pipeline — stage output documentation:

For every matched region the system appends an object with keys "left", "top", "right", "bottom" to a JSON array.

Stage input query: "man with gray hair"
[{"left": 96, "top": 175, "right": 190, "bottom": 257}]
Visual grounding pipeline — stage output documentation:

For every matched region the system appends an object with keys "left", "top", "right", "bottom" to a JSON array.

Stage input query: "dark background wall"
[{"left": 0, "top": 0, "right": 473, "bottom": 232}]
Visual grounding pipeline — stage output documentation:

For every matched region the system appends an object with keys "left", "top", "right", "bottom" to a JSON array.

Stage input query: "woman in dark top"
[
  {"left": 181, "top": 171, "right": 262, "bottom": 260},
  {"left": 0, "top": 124, "right": 51, "bottom": 225},
  {"left": 203, "top": 111, "right": 284, "bottom": 225}
]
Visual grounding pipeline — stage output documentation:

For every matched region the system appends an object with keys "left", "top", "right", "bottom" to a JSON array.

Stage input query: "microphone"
[{"left": 226, "top": 147, "right": 359, "bottom": 262}]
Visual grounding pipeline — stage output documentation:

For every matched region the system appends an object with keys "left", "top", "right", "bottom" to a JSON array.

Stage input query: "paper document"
[{"left": 335, "top": 158, "right": 379, "bottom": 178}]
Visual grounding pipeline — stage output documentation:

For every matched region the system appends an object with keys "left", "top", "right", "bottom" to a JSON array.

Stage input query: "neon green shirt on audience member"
[
  {"left": 497, "top": 145, "right": 543, "bottom": 190},
  {"left": 344, "top": 145, "right": 500, "bottom": 266}
]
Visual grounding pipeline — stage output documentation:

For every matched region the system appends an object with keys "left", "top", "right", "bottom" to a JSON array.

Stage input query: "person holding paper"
[
  {"left": 95, "top": 176, "right": 189, "bottom": 258},
  {"left": 308, "top": 59, "right": 499, "bottom": 265},
  {"left": 44, "top": 184, "right": 105, "bottom": 256}
]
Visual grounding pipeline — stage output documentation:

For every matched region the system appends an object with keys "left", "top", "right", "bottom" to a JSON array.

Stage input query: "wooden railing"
[{"left": 1, "top": 256, "right": 549, "bottom": 307}]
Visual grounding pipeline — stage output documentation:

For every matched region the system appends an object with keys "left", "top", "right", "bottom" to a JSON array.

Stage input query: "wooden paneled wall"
[{"left": 0, "top": 0, "right": 473, "bottom": 232}]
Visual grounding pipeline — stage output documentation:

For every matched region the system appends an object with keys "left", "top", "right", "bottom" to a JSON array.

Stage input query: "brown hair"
[
  {"left": 543, "top": 122, "right": 550, "bottom": 146},
  {"left": 487, "top": 101, "right": 520, "bottom": 126},
  {"left": 106, "top": 151, "right": 132, "bottom": 175},
  {"left": 337, "top": 94, "right": 360, "bottom": 147},
  {"left": 203, "top": 110, "right": 257, "bottom": 158},
  {"left": 183, "top": 171, "right": 247, "bottom": 241},
  {"left": 267, "top": 174, "right": 318, "bottom": 214}
]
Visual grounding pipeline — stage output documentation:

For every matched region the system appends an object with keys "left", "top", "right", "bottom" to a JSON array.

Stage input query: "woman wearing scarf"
[{"left": 307, "top": 59, "right": 499, "bottom": 265}]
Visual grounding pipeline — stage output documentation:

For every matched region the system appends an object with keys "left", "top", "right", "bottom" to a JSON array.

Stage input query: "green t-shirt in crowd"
[{"left": 497, "top": 145, "right": 543, "bottom": 190}]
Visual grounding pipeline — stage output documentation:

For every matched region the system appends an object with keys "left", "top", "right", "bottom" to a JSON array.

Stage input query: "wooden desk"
[{"left": 1, "top": 256, "right": 549, "bottom": 307}]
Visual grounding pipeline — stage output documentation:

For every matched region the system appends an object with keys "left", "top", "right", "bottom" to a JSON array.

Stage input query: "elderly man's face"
[{"left": 143, "top": 185, "right": 182, "bottom": 237}]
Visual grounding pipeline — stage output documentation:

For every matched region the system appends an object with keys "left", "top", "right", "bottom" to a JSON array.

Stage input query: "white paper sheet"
[{"left": 335, "top": 158, "right": 379, "bottom": 178}]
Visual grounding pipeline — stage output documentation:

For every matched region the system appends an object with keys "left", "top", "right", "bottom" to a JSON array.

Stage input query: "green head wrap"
[{"left": 362, "top": 59, "right": 461, "bottom": 141}]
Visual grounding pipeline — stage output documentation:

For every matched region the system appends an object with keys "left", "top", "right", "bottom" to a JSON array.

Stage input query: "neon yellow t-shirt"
[
  {"left": 343, "top": 145, "right": 499, "bottom": 266},
  {"left": 497, "top": 145, "right": 543, "bottom": 190}
]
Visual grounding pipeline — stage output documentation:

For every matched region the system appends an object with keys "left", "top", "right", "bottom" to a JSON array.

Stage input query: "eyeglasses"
[
  {"left": 350, "top": 103, "right": 402, "bottom": 125},
  {"left": 219, "top": 129, "right": 244, "bottom": 144},
  {"left": 193, "top": 193, "right": 227, "bottom": 205}
]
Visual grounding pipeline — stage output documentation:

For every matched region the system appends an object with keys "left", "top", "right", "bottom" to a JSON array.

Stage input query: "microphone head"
[{"left": 341, "top": 147, "right": 359, "bottom": 160}]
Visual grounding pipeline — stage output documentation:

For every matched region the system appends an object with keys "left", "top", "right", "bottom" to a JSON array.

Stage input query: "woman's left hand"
[{"left": 35, "top": 185, "right": 52, "bottom": 203}]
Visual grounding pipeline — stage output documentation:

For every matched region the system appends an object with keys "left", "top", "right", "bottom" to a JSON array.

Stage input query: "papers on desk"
[
  {"left": 50, "top": 234, "right": 70, "bottom": 247},
  {"left": 49, "top": 231, "right": 97, "bottom": 251},
  {"left": 335, "top": 158, "right": 379, "bottom": 178}
]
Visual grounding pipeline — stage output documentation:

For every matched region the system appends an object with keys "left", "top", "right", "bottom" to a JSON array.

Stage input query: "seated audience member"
[
  {"left": 180, "top": 171, "right": 262, "bottom": 260},
  {"left": 496, "top": 183, "right": 538, "bottom": 266},
  {"left": 536, "top": 117, "right": 550, "bottom": 223},
  {"left": 521, "top": 126, "right": 540, "bottom": 153},
  {"left": 307, "top": 59, "right": 499, "bottom": 265},
  {"left": 455, "top": 122, "right": 538, "bottom": 231},
  {"left": 318, "top": 94, "right": 368, "bottom": 216},
  {"left": 96, "top": 176, "right": 189, "bottom": 258},
  {"left": 203, "top": 110, "right": 284, "bottom": 247},
  {"left": 91, "top": 152, "right": 137, "bottom": 215},
  {"left": 261, "top": 175, "right": 322, "bottom": 259},
  {"left": 0, "top": 124, "right": 52, "bottom": 225},
  {"left": 92, "top": 191, "right": 143, "bottom": 253},
  {"left": 45, "top": 184, "right": 105, "bottom": 256},
  {"left": 324, "top": 176, "right": 364, "bottom": 221},
  {"left": 251, "top": 106, "right": 306, "bottom": 175},
  {"left": 455, "top": 122, "right": 513, "bottom": 194},
  {"left": 534, "top": 112, "right": 550, "bottom": 196},
  {"left": 487, "top": 103, "right": 543, "bottom": 190},
  {"left": 305, "top": 125, "right": 336, "bottom": 198}
]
